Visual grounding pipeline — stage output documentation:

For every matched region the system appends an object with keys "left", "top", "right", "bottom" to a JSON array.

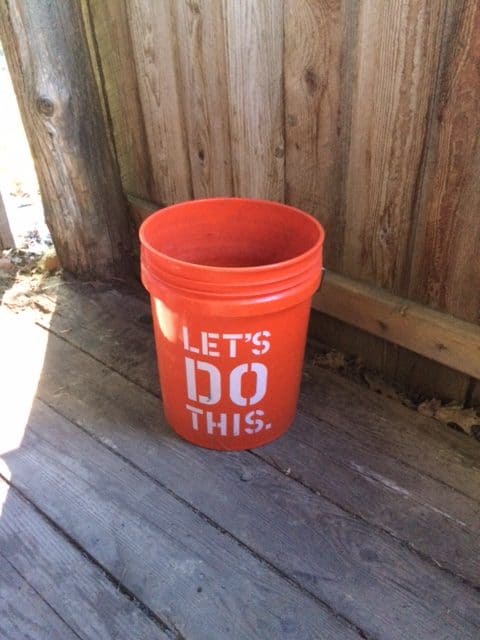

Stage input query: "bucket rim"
[{"left": 139, "top": 197, "right": 325, "bottom": 275}]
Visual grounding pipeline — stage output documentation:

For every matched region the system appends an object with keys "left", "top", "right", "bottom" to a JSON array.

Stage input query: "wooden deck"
[{"left": 1, "top": 279, "right": 480, "bottom": 640}]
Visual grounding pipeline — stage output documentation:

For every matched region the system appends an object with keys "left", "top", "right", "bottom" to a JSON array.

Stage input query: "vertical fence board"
[
  {"left": 223, "top": 0, "right": 284, "bottom": 200},
  {"left": 392, "top": 2, "right": 480, "bottom": 403},
  {"left": 127, "top": 0, "right": 192, "bottom": 204},
  {"left": 172, "top": 0, "right": 233, "bottom": 199},
  {"left": 284, "top": 0, "right": 356, "bottom": 270},
  {"left": 408, "top": 1, "right": 480, "bottom": 322},
  {"left": 86, "top": 0, "right": 153, "bottom": 200},
  {"left": 343, "top": 0, "right": 446, "bottom": 291}
]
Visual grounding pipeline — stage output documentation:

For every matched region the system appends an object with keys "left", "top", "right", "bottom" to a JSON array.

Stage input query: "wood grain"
[
  {"left": 172, "top": 0, "right": 233, "bottom": 198},
  {"left": 284, "top": 0, "right": 356, "bottom": 269},
  {"left": 0, "top": 553, "right": 79, "bottom": 640},
  {"left": 28, "top": 283, "right": 480, "bottom": 583},
  {"left": 4, "top": 398, "right": 359, "bottom": 640},
  {"left": 313, "top": 271, "right": 480, "bottom": 379},
  {"left": 0, "top": 0, "right": 132, "bottom": 279},
  {"left": 343, "top": 0, "right": 447, "bottom": 291},
  {"left": 261, "top": 413, "right": 480, "bottom": 585},
  {"left": 127, "top": 0, "right": 192, "bottom": 204},
  {"left": 300, "top": 366, "right": 480, "bottom": 501},
  {"left": 309, "top": 309, "right": 472, "bottom": 402},
  {"left": 7, "top": 1, "right": 475, "bottom": 399},
  {"left": 85, "top": 0, "right": 154, "bottom": 200},
  {"left": 223, "top": 0, "right": 284, "bottom": 200},
  {"left": 408, "top": 1, "right": 480, "bottom": 322},
  {"left": 33, "top": 280, "right": 480, "bottom": 495},
  {"left": 12, "top": 294, "right": 480, "bottom": 638},
  {"left": 0, "top": 479, "right": 166, "bottom": 640}
]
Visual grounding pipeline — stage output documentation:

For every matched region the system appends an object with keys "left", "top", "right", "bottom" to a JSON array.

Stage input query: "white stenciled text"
[{"left": 182, "top": 325, "right": 272, "bottom": 437}]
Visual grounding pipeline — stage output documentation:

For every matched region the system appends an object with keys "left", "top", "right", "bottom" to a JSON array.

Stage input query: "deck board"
[
  {"left": 300, "top": 368, "right": 480, "bottom": 501},
  {"left": 35, "top": 281, "right": 480, "bottom": 489},
  {"left": 0, "top": 554, "right": 80, "bottom": 640},
  {"left": 3, "top": 399, "right": 359, "bottom": 640},
  {"left": 17, "top": 312, "right": 480, "bottom": 638},
  {"left": 32, "top": 283, "right": 480, "bottom": 582},
  {"left": 1, "top": 281, "right": 480, "bottom": 639},
  {"left": 0, "top": 480, "right": 167, "bottom": 640}
]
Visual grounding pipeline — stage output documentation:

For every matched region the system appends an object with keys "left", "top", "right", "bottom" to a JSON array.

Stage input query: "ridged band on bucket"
[{"left": 140, "top": 198, "right": 324, "bottom": 315}]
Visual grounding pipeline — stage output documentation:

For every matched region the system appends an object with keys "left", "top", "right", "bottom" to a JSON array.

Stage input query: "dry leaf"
[{"left": 312, "top": 350, "right": 347, "bottom": 370}]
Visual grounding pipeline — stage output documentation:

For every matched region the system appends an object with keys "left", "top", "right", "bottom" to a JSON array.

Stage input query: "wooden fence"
[
  {"left": 84, "top": 0, "right": 480, "bottom": 402},
  {"left": 83, "top": 0, "right": 480, "bottom": 403},
  {"left": 4, "top": 0, "right": 478, "bottom": 403}
]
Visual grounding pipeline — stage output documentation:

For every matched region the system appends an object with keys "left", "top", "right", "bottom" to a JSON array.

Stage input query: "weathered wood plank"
[
  {"left": 28, "top": 284, "right": 480, "bottom": 585},
  {"left": 33, "top": 281, "right": 480, "bottom": 496},
  {"left": 13, "top": 311, "right": 480, "bottom": 639},
  {"left": 312, "top": 271, "right": 480, "bottom": 379},
  {"left": 408, "top": 1, "right": 480, "bottom": 322},
  {"left": 393, "top": 2, "right": 480, "bottom": 404},
  {"left": 85, "top": 0, "right": 154, "bottom": 200},
  {"left": 172, "top": 0, "right": 233, "bottom": 199},
  {"left": 300, "top": 365, "right": 480, "bottom": 501},
  {"left": 127, "top": 0, "right": 191, "bottom": 205},
  {"left": 2, "top": 398, "right": 359, "bottom": 640},
  {"left": 343, "top": 0, "right": 447, "bottom": 291},
  {"left": 81, "top": 1, "right": 478, "bottom": 410},
  {"left": 309, "top": 309, "right": 471, "bottom": 402},
  {"left": 32, "top": 281, "right": 159, "bottom": 395},
  {"left": 284, "top": 0, "right": 356, "bottom": 269},
  {"left": 0, "top": 553, "right": 79, "bottom": 640},
  {"left": 0, "top": 0, "right": 132, "bottom": 279},
  {"left": 261, "top": 413, "right": 480, "bottom": 584},
  {"left": 223, "top": 0, "right": 284, "bottom": 199},
  {"left": 37, "top": 288, "right": 480, "bottom": 586},
  {"left": 0, "top": 479, "right": 167, "bottom": 640}
]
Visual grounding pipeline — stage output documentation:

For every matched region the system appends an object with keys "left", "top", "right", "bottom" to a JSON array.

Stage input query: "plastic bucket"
[{"left": 140, "top": 198, "right": 324, "bottom": 451}]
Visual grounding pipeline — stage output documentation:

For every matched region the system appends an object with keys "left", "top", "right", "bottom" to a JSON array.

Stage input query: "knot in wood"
[
  {"left": 304, "top": 68, "right": 319, "bottom": 95},
  {"left": 36, "top": 96, "right": 55, "bottom": 117}
]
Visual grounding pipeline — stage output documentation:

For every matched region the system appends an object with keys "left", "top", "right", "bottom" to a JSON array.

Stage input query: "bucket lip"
[{"left": 139, "top": 197, "right": 325, "bottom": 275}]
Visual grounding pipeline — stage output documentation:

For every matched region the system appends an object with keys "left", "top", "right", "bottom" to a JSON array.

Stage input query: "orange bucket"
[{"left": 140, "top": 198, "right": 324, "bottom": 450}]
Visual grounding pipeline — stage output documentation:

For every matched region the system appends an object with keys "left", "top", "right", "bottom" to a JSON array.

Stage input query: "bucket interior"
[{"left": 141, "top": 199, "right": 322, "bottom": 269}]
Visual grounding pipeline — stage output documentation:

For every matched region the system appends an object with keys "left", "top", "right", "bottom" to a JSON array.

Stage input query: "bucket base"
[
  {"left": 163, "top": 406, "right": 294, "bottom": 451},
  {"left": 170, "top": 423, "right": 293, "bottom": 452}
]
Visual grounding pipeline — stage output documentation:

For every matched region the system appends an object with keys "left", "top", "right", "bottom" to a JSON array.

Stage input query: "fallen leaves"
[
  {"left": 309, "top": 345, "right": 480, "bottom": 442},
  {"left": 418, "top": 399, "right": 480, "bottom": 438}
]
